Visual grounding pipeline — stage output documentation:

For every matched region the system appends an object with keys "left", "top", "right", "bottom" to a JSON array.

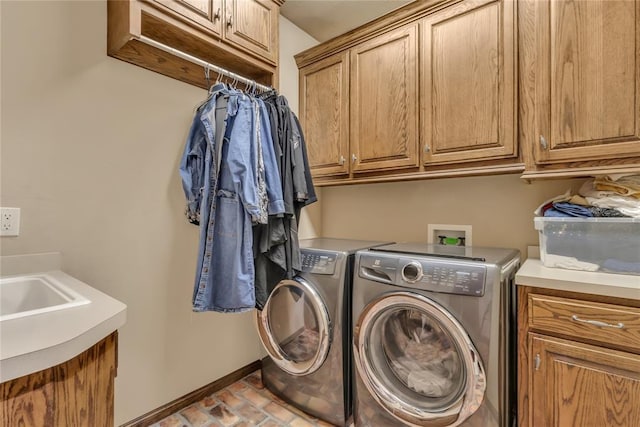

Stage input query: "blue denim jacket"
[{"left": 180, "top": 84, "right": 284, "bottom": 313}]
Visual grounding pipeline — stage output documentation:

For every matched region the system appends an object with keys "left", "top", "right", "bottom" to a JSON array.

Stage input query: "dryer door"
[
  {"left": 353, "top": 291, "right": 486, "bottom": 427},
  {"left": 257, "top": 277, "right": 332, "bottom": 376}
]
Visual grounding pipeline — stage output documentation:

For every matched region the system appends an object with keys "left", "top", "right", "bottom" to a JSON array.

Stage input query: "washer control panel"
[
  {"left": 301, "top": 251, "right": 337, "bottom": 275},
  {"left": 358, "top": 254, "right": 487, "bottom": 297},
  {"left": 408, "top": 260, "right": 486, "bottom": 296}
]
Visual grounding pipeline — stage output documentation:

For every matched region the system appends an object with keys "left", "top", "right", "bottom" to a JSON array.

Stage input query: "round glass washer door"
[
  {"left": 353, "top": 292, "right": 486, "bottom": 427},
  {"left": 257, "top": 278, "right": 331, "bottom": 376}
]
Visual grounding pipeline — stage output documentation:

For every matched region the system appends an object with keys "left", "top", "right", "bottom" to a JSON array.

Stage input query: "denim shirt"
[{"left": 180, "top": 85, "right": 284, "bottom": 313}]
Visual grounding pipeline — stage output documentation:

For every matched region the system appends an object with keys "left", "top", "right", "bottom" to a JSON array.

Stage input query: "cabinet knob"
[
  {"left": 534, "top": 354, "right": 541, "bottom": 371},
  {"left": 424, "top": 144, "right": 431, "bottom": 153},
  {"left": 213, "top": 8, "right": 221, "bottom": 20},
  {"left": 227, "top": 16, "right": 233, "bottom": 28},
  {"left": 339, "top": 155, "right": 346, "bottom": 165},
  {"left": 539, "top": 135, "right": 548, "bottom": 150},
  {"left": 351, "top": 154, "right": 357, "bottom": 163}
]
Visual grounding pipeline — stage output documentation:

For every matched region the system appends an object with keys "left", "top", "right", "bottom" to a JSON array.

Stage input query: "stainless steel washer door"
[
  {"left": 354, "top": 292, "right": 486, "bottom": 427},
  {"left": 257, "top": 277, "right": 332, "bottom": 376}
]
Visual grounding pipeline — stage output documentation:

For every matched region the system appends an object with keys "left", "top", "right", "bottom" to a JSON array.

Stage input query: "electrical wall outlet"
[{"left": 1, "top": 207, "right": 21, "bottom": 237}]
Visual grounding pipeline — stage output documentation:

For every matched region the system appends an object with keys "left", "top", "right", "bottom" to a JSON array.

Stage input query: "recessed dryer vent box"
[{"left": 427, "top": 224, "right": 472, "bottom": 246}]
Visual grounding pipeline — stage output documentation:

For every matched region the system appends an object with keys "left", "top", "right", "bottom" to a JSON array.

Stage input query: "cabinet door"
[
  {"left": 525, "top": 0, "right": 640, "bottom": 164},
  {"left": 224, "top": 0, "right": 278, "bottom": 64},
  {"left": 300, "top": 52, "right": 350, "bottom": 177},
  {"left": 421, "top": 0, "right": 516, "bottom": 165},
  {"left": 152, "top": 0, "right": 223, "bottom": 36},
  {"left": 350, "top": 24, "right": 419, "bottom": 173},
  {"left": 530, "top": 334, "right": 640, "bottom": 427}
]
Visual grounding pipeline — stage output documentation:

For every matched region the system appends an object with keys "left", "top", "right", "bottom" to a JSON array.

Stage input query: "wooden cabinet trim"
[{"left": 311, "top": 162, "right": 524, "bottom": 187}]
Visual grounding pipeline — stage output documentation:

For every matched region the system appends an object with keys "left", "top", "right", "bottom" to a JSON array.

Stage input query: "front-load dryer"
[
  {"left": 257, "top": 238, "right": 391, "bottom": 426},
  {"left": 352, "top": 243, "right": 520, "bottom": 427}
]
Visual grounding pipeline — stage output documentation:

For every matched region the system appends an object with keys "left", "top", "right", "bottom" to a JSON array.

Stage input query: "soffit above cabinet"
[{"left": 107, "top": 0, "right": 281, "bottom": 90}]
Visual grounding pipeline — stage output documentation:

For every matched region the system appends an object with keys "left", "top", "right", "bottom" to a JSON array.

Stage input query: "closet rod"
[{"left": 133, "top": 35, "right": 273, "bottom": 92}]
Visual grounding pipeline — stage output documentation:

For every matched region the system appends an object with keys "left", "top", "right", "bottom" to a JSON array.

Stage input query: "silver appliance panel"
[
  {"left": 358, "top": 253, "right": 487, "bottom": 297},
  {"left": 300, "top": 250, "right": 338, "bottom": 275}
]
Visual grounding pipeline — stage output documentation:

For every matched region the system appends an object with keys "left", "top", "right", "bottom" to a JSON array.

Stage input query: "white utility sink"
[{"left": 0, "top": 274, "right": 91, "bottom": 321}]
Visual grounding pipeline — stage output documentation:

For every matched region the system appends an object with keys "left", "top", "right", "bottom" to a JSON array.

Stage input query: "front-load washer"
[
  {"left": 257, "top": 238, "right": 392, "bottom": 426},
  {"left": 352, "top": 243, "right": 520, "bottom": 427}
]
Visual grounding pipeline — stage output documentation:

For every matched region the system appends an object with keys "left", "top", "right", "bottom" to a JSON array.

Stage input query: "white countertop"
[
  {"left": 1, "top": 253, "right": 127, "bottom": 382},
  {"left": 516, "top": 259, "right": 640, "bottom": 300}
]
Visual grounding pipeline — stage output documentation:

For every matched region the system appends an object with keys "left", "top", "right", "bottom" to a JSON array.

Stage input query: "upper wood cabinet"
[
  {"left": 153, "top": 0, "right": 223, "bottom": 36},
  {"left": 107, "top": 0, "right": 282, "bottom": 90},
  {"left": 300, "top": 52, "right": 350, "bottom": 178},
  {"left": 520, "top": 0, "right": 640, "bottom": 175},
  {"left": 421, "top": 0, "right": 516, "bottom": 165},
  {"left": 224, "top": 0, "right": 279, "bottom": 64},
  {"left": 296, "top": 0, "right": 521, "bottom": 185},
  {"left": 350, "top": 24, "right": 419, "bottom": 173},
  {"left": 297, "top": 0, "right": 640, "bottom": 185},
  {"left": 152, "top": 0, "right": 277, "bottom": 63}
]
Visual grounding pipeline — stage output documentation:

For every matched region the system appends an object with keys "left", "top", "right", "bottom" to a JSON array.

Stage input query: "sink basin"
[{"left": 0, "top": 274, "right": 90, "bottom": 321}]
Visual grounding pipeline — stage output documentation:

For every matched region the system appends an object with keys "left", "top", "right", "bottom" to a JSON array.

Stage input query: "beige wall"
[
  {"left": 0, "top": 2, "right": 318, "bottom": 424},
  {"left": 320, "top": 174, "right": 583, "bottom": 257},
  {"left": 279, "top": 17, "right": 322, "bottom": 239}
]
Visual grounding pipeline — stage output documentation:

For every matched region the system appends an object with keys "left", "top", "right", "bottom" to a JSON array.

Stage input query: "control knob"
[{"left": 402, "top": 261, "right": 423, "bottom": 283}]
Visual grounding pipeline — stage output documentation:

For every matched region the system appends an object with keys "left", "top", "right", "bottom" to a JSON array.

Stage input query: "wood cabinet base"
[
  {"left": 0, "top": 332, "right": 118, "bottom": 427},
  {"left": 518, "top": 287, "right": 640, "bottom": 427}
]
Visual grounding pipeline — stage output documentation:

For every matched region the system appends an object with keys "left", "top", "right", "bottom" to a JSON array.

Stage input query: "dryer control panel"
[
  {"left": 358, "top": 254, "right": 486, "bottom": 296},
  {"left": 300, "top": 251, "right": 338, "bottom": 275}
]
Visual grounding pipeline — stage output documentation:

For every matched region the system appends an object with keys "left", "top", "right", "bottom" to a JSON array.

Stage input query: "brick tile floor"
[{"left": 151, "top": 370, "right": 338, "bottom": 427}]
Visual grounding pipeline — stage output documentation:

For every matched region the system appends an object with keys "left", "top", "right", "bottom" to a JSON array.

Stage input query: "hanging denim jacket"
[{"left": 180, "top": 85, "right": 284, "bottom": 313}]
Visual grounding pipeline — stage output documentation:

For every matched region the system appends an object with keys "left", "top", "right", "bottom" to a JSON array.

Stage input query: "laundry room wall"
[
  {"left": 318, "top": 174, "right": 582, "bottom": 256},
  {"left": 0, "top": 1, "right": 318, "bottom": 424},
  {"left": 280, "top": 17, "right": 323, "bottom": 240}
]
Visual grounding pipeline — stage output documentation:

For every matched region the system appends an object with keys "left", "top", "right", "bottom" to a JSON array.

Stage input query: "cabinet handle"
[
  {"left": 213, "top": 7, "right": 221, "bottom": 20},
  {"left": 571, "top": 315, "right": 624, "bottom": 329},
  {"left": 339, "top": 155, "right": 345, "bottom": 165},
  {"left": 424, "top": 144, "right": 430, "bottom": 153},
  {"left": 534, "top": 354, "right": 540, "bottom": 371},
  {"left": 227, "top": 15, "right": 233, "bottom": 28},
  {"left": 351, "top": 154, "right": 357, "bottom": 163},
  {"left": 539, "top": 135, "right": 548, "bottom": 150}
]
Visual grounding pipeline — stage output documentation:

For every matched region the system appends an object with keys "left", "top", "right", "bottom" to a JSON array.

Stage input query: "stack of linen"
[
  {"left": 534, "top": 174, "right": 640, "bottom": 275},
  {"left": 536, "top": 175, "right": 640, "bottom": 218}
]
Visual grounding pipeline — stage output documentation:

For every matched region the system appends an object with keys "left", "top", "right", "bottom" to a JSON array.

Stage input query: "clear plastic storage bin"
[{"left": 534, "top": 217, "right": 640, "bottom": 276}]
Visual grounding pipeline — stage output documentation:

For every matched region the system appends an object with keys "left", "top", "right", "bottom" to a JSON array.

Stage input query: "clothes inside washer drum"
[
  {"left": 280, "top": 327, "right": 320, "bottom": 362},
  {"left": 382, "top": 310, "right": 461, "bottom": 397}
]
